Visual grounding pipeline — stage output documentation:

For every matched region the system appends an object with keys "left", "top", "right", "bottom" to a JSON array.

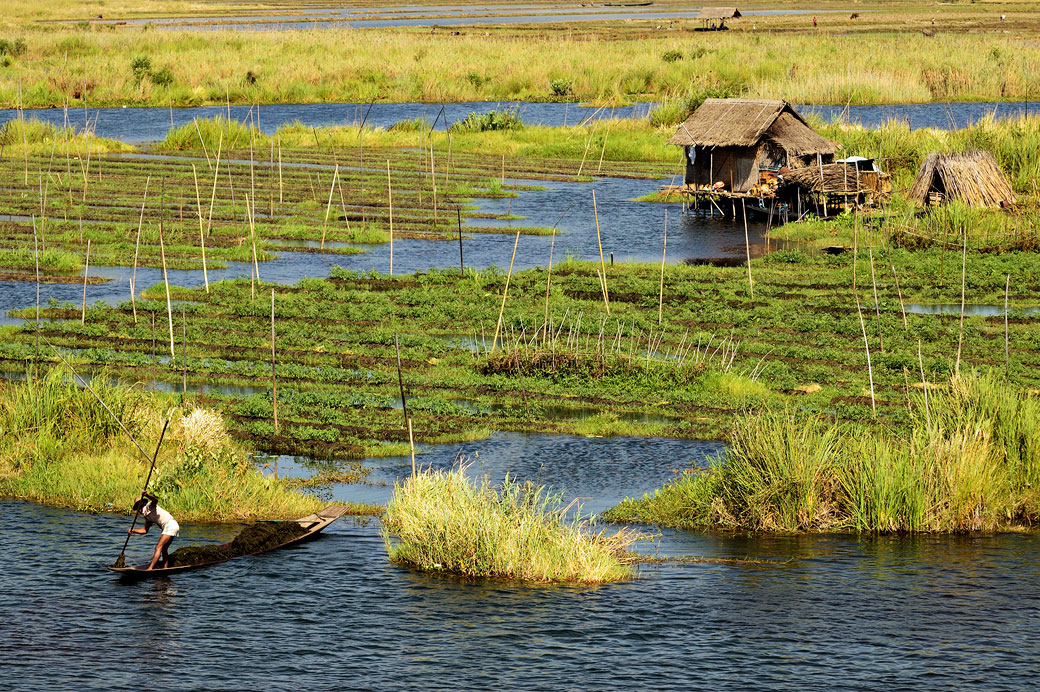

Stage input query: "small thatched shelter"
[
  {"left": 908, "top": 151, "right": 1015, "bottom": 207},
  {"left": 783, "top": 162, "right": 891, "bottom": 198},
  {"left": 697, "top": 7, "right": 741, "bottom": 20},
  {"left": 668, "top": 98, "right": 839, "bottom": 193}
]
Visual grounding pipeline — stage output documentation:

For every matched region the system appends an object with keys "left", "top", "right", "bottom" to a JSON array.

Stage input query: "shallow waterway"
[
  {"left": 1, "top": 99, "right": 1036, "bottom": 144},
  {"left": 0, "top": 175, "right": 778, "bottom": 324},
  {"left": 3, "top": 426, "right": 1039, "bottom": 690}
]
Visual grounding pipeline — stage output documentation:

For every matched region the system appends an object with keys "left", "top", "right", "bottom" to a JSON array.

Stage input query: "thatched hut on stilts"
[{"left": 908, "top": 151, "right": 1015, "bottom": 208}]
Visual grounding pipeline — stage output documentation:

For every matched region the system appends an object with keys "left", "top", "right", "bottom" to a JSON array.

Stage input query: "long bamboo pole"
[
  {"left": 657, "top": 210, "right": 665, "bottom": 324},
  {"left": 856, "top": 289, "right": 876, "bottom": 415},
  {"left": 955, "top": 228, "right": 967, "bottom": 374},
  {"left": 321, "top": 164, "right": 339, "bottom": 252},
  {"left": 159, "top": 227, "right": 175, "bottom": 359},
  {"left": 33, "top": 216, "right": 39, "bottom": 381},
  {"left": 890, "top": 263, "right": 908, "bottom": 333},
  {"left": 387, "top": 160, "right": 394, "bottom": 276},
  {"left": 206, "top": 134, "right": 223, "bottom": 243},
  {"left": 491, "top": 228, "right": 522, "bottom": 353},
  {"left": 592, "top": 190, "right": 610, "bottom": 314},
  {"left": 130, "top": 176, "right": 150, "bottom": 324},
  {"left": 1005, "top": 274, "right": 1011, "bottom": 380},
  {"left": 918, "top": 339, "right": 931, "bottom": 428},
  {"left": 742, "top": 200, "right": 754, "bottom": 299},
  {"left": 191, "top": 164, "right": 209, "bottom": 292},
  {"left": 271, "top": 289, "right": 279, "bottom": 432},
  {"left": 868, "top": 249, "right": 883, "bottom": 353},
  {"left": 81, "top": 239, "right": 90, "bottom": 324}
]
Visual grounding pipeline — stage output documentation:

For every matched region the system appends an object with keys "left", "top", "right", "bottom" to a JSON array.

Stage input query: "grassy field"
[{"left": 3, "top": 6, "right": 1040, "bottom": 107}]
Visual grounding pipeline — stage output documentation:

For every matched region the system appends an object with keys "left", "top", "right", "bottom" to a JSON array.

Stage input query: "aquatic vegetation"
[
  {"left": 0, "top": 372, "right": 322, "bottom": 520},
  {"left": 607, "top": 373, "right": 1040, "bottom": 533},
  {"left": 382, "top": 464, "right": 640, "bottom": 583}
]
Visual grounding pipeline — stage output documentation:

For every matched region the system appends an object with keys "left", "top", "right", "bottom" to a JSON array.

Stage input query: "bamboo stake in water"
[
  {"left": 890, "top": 263, "right": 908, "bottom": 333},
  {"left": 407, "top": 417, "right": 416, "bottom": 477},
  {"left": 576, "top": 132, "right": 593, "bottom": 179},
  {"left": 856, "top": 289, "right": 876, "bottom": 415},
  {"left": 955, "top": 228, "right": 967, "bottom": 374},
  {"left": 33, "top": 216, "right": 39, "bottom": 380},
  {"left": 491, "top": 228, "right": 522, "bottom": 353},
  {"left": 181, "top": 305, "right": 187, "bottom": 399},
  {"left": 742, "top": 200, "right": 754, "bottom": 299},
  {"left": 271, "top": 289, "right": 279, "bottom": 432},
  {"left": 191, "top": 164, "right": 209, "bottom": 292},
  {"left": 659, "top": 211, "right": 667, "bottom": 325},
  {"left": 387, "top": 160, "right": 394, "bottom": 276},
  {"left": 430, "top": 137, "right": 437, "bottom": 221},
  {"left": 457, "top": 207, "right": 464, "bottom": 272},
  {"left": 868, "top": 249, "right": 883, "bottom": 353},
  {"left": 159, "top": 227, "right": 175, "bottom": 359},
  {"left": 277, "top": 137, "right": 283, "bottom": 204},
  {"left": 321, "top": 164, "right": 339, "bottom": 251},
  {"left": 1005, "top": 274, "right": 1011, "bottom": 381},
  {"left": 918, "top": 339, "right": 931, "bottom": 428},
  {"left": 592, "top": 190, "right": 610, "bottom": 314},
  {"left": 81, "top": 239, "right": 90, "bottom": 324},
  {"left": 130, "top": 176, "right": 150, "bottom": 324},
  {"left": 206, "top": 134, "right": 223, "bottom": 241},
  {"left": 394, "top": 333, "right": 410, "bottom": 425},
  {"left": 193, "top": 118, "right": 211, "bottom": 169}
]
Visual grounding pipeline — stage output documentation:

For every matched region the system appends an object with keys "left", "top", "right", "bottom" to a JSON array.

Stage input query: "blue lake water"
[{"left": 3, "top": 429, "right": 1039, "bottom": 691}]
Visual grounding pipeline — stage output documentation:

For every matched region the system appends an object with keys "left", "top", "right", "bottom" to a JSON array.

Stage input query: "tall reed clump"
[
  {"left": 607, "top": 373, "right": 1040, "bottom": 533},
  {"left": 0, "top": 118, "right": 132, "bottom": 155},
  {"left": 159, "top": 116, "right": 265, "bottom": 152},
  {"left": 0, "top": 371, "right": 319, "bottom": 521},
  {"left": 382, "top": 465, "right": 640, "bottom": 583}
]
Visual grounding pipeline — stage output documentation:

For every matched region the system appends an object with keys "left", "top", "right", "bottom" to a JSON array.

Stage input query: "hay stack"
[
  {"left": 783, "top": 163, "right": 887, "bottom": 195},
  {"left": 908, "top": 151, "right": 1015, "bottom": 207}
]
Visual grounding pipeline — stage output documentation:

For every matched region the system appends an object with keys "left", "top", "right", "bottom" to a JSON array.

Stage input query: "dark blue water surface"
[
  {"left": 2, "top": 99, "right": 1035, "bottom": 145},
  {"left": 3, "top": 431, "right": 1039, "bottom": 691},
  {"left": 0, "top": 174, "right": 779, "bottom": 324}
]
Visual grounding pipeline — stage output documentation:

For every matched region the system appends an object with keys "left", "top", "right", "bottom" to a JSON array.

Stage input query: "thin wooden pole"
[
  {"left": 890, "top": 263, "right": 908, "bottom": 333},
  {"left": 868, "top": 249, "right": 883, "bottom": 353},
  {"left": 130, "top": 176, "right": 150, "bottom": 324},
  {"left": 592, "top": 190, "right": 610, "bottom": 314},
  {"left": 856, "top": 289, "right": 876, "bottom": 415},
  {"left": 181, "top": 305, "right": 187, "bottom": 398},
  {"left": 33, "top": 216, "right": 39, "bottom": 381},
  {"left": 271, "top": 289, "right": 279, "bottom": 432},
  {"left": 81, "top": 239, "right": 90, "bottom": 324},
  {"left": 457, "top": 206, "right": 464, "bottom": 271},
  {"left": 394, "top": 333, "right": 410, "bottom": 423},
  {"left": 596, "top": 130, "right": 608, "bottom": 174},
  {"left": 321, "top": 164, "right": 339, "bottom": 251},
  {"left": 1004, "top": 274, "right": 1011, "bottom": 380},
  {"left": 659, "top": 211, "right": 667, "bottom": 325},
  {"left": 430, "top": 137, "right": 437, "bottom": 222},
  {"left": 742, "top": 200, "right": 754, "bottom": 299},
  {"left": 576, "top": 132, "right": 593, "bottom": 179},
  {"left": 191, "top": 164, "right": 209, "bottom": 292},
  {"left": 193, "top": 118, "right": 211, "bottom": 169},
  {"left": 955, "top": 228, "right": 967, "bottom": 374},
  {"left": 247, "top": 195, "right": 259, "bottom": 300},
  {"left": 206, "top": 134, "right": 223, "bottom": 242},
  {"left": 277, "top": 137, "right": 283, "bottom": 204},
  {"left": 918, "top": 339, "right": 931, "bottom": 428},
  {"left": 407, "top": 417, "right": 416, "bottom": 477},
  {"left": 491, "top": 228, "right": 522, "bottom": 352},
  {"left": 159, "top": 227, "right": 175, "bottom": 359},
  {"left": 387, "top": 160, "right": 394, "bottom": 276}
]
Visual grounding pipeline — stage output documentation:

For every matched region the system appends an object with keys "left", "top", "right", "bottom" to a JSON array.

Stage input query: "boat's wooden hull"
[{"left": 107, "top": 505, "right": 350, "bottom": 579}]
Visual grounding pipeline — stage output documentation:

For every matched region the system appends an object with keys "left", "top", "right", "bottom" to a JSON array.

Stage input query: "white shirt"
[{"left": 142, "top": 501, "right": 175, "bottom": 530}]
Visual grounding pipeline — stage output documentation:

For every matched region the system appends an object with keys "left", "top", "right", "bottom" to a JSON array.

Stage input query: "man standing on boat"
[{"left": 129, "top": 493, "right": 180, "bottom": 570}]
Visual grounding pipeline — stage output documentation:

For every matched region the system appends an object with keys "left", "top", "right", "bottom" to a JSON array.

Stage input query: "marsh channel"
[
  {"left": 3, "top": 99, "right": 1039, "bottom": 690},
  {"left": 3, "top": 431, "right": 1038, "bottom": 690}
]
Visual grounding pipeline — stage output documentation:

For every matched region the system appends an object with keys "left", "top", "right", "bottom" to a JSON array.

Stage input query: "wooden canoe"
[{"left": 106, "top": 505, "right": 351, "bottom": 579}]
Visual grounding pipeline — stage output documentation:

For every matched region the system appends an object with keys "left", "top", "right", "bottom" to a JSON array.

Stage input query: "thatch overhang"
[
  {"left": 667, "top": 98, "right": 839, "bottom": 158},
  {"left": 908, "top": 151, "right": 1015, "bottom": 207},
  {"left": 697, "top": 7, "right": 742, "bottom": 20}
]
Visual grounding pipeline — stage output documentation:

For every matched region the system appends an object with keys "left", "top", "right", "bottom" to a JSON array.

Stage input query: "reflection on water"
[{"left": 906, "top": 303, "right": 1040, "bottom": 317}]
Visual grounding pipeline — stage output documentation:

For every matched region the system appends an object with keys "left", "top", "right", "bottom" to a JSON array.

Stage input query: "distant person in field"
[
  {"left": 812, "top": 16, "right": 817, "bottom": 28},
  {"left": 129, "top": 493, "right": 180, "bottom": 570}
]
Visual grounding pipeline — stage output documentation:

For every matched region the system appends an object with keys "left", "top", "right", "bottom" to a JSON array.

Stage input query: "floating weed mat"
[{"left": 165, "top": 521, "right": 308, "bottom": 567}]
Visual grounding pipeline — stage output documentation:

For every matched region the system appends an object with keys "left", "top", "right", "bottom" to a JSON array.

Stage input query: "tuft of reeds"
[
  {"left": 607, "top": 373, "right": 1040, "bottom": 533},
  {"left": 382, "top": 464, "right": 640, "bottom": 583}
]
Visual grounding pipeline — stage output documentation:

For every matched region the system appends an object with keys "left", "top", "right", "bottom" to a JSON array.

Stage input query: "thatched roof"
[
  {"left": 697, "top": 7, "right": 741, "bottom": 20},
  {"left": 908, "top": 151, "right": 1015, "bottom": 207},
  {"left": 667, "top": 98, "right": 839, "bottom": 156}
]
